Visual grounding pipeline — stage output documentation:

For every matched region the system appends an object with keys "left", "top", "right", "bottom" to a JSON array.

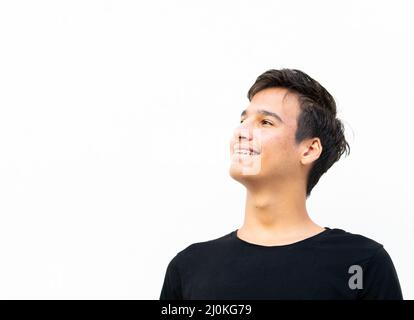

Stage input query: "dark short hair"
[{"left": 247, "top": 68, "right": 350, "bottom": 198}]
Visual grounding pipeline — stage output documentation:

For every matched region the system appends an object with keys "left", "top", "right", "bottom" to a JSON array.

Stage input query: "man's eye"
[
  {"left": 261, "top": 120, "right": 273, "bottom": 126},
  {"left": 240, "top": 119, "right": 273, "bottom": 125}
]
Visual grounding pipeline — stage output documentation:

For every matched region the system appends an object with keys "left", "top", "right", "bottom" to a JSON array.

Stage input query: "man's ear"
[{"left": 301, "top": 138, "right": 322, "bottom": 166}]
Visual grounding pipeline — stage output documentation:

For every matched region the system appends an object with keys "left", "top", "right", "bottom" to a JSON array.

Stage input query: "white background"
[{"left": 0, "top": 0, "right": 413, "bottom": 299}]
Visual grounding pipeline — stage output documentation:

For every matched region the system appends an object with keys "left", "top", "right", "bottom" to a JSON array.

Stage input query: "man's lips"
[{"left": 233, "top": 144, "right": 260, "bottom": 155}]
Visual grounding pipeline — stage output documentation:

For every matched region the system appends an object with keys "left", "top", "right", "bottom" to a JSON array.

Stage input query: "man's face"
[{"left": 229, "top": 87, "right": 304, "bottom": 185}]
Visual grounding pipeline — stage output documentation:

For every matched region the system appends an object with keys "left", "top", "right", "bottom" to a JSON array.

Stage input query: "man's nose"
[{"left": 235, "top": 121, "right": 256, "bottom": 142}]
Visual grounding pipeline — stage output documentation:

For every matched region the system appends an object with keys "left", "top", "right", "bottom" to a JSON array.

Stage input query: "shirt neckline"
[{"left": 232, "top": 227, "right": 332, "bottom": 249}]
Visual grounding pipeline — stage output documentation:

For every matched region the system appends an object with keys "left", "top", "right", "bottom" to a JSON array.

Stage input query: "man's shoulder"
[
  {"left": 326, "top": 228, "right": 383, "bottom": 248},
  {"left": 180, "top": 230, "right": 234, "bottom": 252},
  {"left": 171, "top": 230, "right": 235, "bottom": 264},
  {"left": 320, "top": 227, "right": 386, "bottom": 262}
]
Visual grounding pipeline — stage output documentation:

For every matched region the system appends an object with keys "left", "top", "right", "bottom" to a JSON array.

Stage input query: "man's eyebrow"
[{"left": 240, "top": 109, "right": 284, "bottom": 123}]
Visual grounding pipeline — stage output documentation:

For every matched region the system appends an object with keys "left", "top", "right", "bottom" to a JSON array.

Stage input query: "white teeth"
[
  {"left": 234, "top": 150, "right": 258, "bottom": 156},
  {"left": 233, "top": 145, "right": 260, "bottom": 155}
]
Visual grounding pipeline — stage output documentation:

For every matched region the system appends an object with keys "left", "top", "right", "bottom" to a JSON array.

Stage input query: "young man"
[{"left": 160, "top": 69, "right": 403, "bottom": 300}]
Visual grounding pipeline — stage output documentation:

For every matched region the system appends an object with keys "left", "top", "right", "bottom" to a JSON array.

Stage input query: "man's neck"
[{"left": 237, "top": 182, "right": 325, "bottom": 246}]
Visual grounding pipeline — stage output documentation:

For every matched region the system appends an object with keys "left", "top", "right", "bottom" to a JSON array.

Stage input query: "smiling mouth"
[{"left": 233, "top": 149, "right": 260, "bottom": 156}]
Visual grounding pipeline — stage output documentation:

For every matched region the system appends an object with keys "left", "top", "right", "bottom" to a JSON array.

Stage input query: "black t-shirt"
[{"left": 160, "top": 227, "right": 403, "bottom": 300}]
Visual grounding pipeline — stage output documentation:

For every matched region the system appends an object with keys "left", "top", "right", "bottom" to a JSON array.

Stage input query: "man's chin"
[
  {"left": 229, "top": 154, "right": 262, "bottom": 176},
  {"left": 229, "top": 165, "right": 262, "bottom": 180}
]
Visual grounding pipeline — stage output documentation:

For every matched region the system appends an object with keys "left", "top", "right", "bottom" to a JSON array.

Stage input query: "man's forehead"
[
  {"left": 248, "top": 88, "right": 300, "bottom": 123},
  {"left": 251, "top": 87, "right": 298, "bottom": 105}
]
